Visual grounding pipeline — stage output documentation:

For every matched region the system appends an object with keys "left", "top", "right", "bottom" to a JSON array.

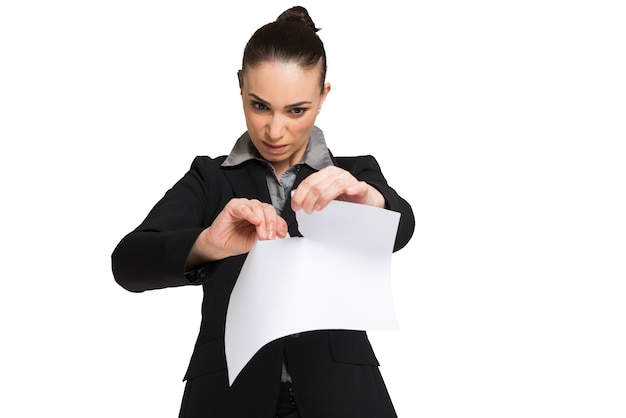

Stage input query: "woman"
[{"left": 112, "top": 6, "right": 415, "bottom": 418}]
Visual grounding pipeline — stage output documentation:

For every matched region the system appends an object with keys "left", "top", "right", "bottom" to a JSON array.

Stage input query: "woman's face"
[{"left": 240, "top": 61, "right": 330, "bottom": 177}]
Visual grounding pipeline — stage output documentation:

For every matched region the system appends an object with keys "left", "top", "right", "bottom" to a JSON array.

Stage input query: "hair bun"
[{"left": 276, "top": 6, "right": 320, "bottom": 32}]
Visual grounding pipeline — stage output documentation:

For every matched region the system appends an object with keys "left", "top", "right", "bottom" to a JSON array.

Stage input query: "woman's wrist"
[{"left": 186, "top": 227, "right": 225, "bottom": 268}]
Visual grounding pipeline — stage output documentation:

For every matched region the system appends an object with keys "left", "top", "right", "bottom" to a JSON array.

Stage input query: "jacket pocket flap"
[
  {"left": 183, "top": 337, "right": 226, "bottom": 381},
  {"left": 329, "top": 331, "right": 380, "bottom": 366}
]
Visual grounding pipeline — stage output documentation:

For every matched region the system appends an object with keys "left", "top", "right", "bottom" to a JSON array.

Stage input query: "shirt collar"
[{"left": 221, "top": 126, "right": 333, "bottom": 171}]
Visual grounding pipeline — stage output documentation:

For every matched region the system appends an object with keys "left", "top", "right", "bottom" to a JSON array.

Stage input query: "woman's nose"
[{"left": 267, "top": 115, "right": 286, "bottom": 140}]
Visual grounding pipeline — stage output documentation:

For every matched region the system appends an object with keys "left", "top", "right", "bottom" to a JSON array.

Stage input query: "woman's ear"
[
  {"left": 319, "top": 82, "right": 331, "bottom": 106},
  {"left": 237, "top": 70, "right": 243, "bottom": 92}
]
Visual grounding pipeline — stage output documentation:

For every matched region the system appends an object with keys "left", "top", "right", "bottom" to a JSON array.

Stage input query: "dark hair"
[{"left": 241, "top": 6, "right": 327, "bottom": 91}]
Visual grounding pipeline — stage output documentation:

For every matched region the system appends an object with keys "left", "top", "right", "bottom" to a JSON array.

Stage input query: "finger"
[
  {"left": 227, "top": 199, "right": 262, "bottom": 226},
  {"left": 276, "top": 216, "right": 288, "bottom": 238},
  {"left": 291, "top": 168, "right": 335, "bottom": 212},
  {"left": 342, "top": 181, "right": 369, "bottom": 199},
  {"left": 257, "top": 202, "right": 279, "bottom": 240},
  {"left": 242, "top": 201, "right": 272, "bottom": 240},
  {"left": 295, "top": 168, "right": 357, "bottom": 212},
  {"left": 237, "top": 200, "right": 282, "bottom": 240}
]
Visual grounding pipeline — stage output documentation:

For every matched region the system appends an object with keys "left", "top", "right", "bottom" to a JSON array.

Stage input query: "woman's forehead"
[{"left": 243, "top": 61, "right": 321, "bottom": 102}]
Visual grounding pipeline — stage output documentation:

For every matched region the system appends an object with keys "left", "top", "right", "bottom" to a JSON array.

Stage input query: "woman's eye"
[
  {"left": 251, "top": 102, "right": 268, "bottom": 111},
  {"left": 290, "top": 108, "right": 308, "bottom": 116}
]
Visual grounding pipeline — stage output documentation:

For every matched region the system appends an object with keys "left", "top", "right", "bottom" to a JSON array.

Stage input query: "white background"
[{"left": 1, "top": 1, "right": 625, "bottom": 417}]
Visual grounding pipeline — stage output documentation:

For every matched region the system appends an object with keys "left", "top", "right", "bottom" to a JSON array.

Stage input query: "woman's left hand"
[{"left": 291, "top": 166, "right": 385, "bottom": 213}]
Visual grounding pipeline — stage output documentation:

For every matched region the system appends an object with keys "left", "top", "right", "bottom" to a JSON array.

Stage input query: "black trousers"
[{"left": 275, "top": 382, "right": 300, "bottom": 418}]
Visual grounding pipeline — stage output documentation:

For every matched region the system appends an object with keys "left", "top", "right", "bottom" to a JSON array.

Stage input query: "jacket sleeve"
[
  {"left": 335, "top": 155, "right": 415, "bottom": 252},
  {"left": 111, "top": 157, "right": 227, "bottom": 292}
]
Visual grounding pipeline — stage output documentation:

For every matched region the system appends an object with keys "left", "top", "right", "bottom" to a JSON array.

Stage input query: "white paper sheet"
[{"left": 224, "top": 200, "right": 401, "bottom": 385}]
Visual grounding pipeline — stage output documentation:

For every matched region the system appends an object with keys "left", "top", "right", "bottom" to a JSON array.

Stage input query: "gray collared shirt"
[{"left": 222, "top": 126, "right": 334, "bottom": 214}]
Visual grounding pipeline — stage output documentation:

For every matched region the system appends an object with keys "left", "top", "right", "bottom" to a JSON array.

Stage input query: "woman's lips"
[{"left": 263, "top": 142, "right": 287, "bottom": 154}]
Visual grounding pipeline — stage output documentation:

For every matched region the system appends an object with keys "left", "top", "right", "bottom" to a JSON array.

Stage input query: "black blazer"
[{"left": 112, "top": 153, "right": 415, "bottom": 418}]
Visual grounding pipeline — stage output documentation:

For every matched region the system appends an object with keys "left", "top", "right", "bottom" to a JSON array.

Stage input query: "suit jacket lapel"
[{"left": 223, "top": 162, "right": 271, "bottom": 203}]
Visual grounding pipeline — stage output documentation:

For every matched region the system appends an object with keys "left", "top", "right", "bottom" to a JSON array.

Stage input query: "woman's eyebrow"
[
  {"left": 248, "top": 93, "right": 270, "bottom": 105},
  {"left": 285, "top": 100, "right": 313, "bottom": 108},
  {"left": 248, "top": 93, "right": 312, "bottom": 108}
]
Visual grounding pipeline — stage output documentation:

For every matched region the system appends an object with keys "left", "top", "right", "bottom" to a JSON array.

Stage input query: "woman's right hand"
[{"left": 186, "top": 198, "right": 288, "bottom": 267}]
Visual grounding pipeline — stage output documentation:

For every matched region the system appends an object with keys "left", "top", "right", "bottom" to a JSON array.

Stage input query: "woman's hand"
[
  {"left": 291, "top": 166, "right": 385, "bottom": 213},
  {"left": 186, "top": 198, "right": 288, "bottom": 267}
]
